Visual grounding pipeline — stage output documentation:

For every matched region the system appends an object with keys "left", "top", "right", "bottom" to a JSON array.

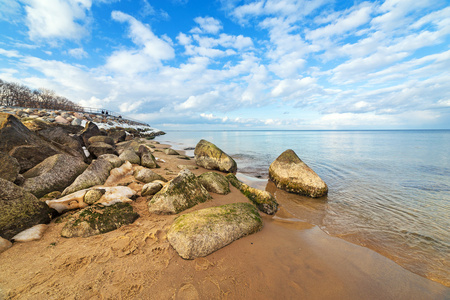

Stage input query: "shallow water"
[{"left": 157, "top": 130, "right": 450, "bottom": 286}]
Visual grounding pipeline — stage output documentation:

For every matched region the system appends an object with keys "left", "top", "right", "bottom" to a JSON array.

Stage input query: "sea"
[{"left": 156, "top": 130, "right": 450, "bottom": 286}]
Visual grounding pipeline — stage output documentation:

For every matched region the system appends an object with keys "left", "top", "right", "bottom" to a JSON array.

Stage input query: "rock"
[
  {"left": 134, "top": 167, "right": 167, "bottom": 183},
  {"left": 269, "top": 149, "right": 328, "bottom": 198},
  {"left": 54, "top": 116, "right": 69, "bottom": 124},
  {"left": 0, "top": 236, "right": 12, "bottom": 253},
  {"left": 12, "top": 224, "right": 48, "bottom": 242},
  {"left": 140, "top": 150, "right": 159, "bottom": 168},
  {"left": 87, "top": 142, "right": 117, "bottom": 158},
  {"left": 109, "top": 130, "right": 127, "bottom": 143},
  {"left": 148, "top": 169, "right": 212, "bottom": 214},
  {"left": 71, "top": 118, "right": 82, "bottom": 126},
  {"left": 177, "top": 165, "right": 198, "bottom": 170},
  {"left": 167, "top": 202, "right": 263, "bottom": 259},
  {"left": 98, "top": 154, "right": 124, "bottom": 168},
  {"left": 164, "top": 148, "right": 179, "bottom": 155},
  {"left": 21, "top": 154, "right": 88, "bottom": 198},
  {"left": 0, "top": 178, "right": 52, "bottom": 240},
  {"left": 194, "top": 139, "right": 237, "bottom": 173},
  {"left": 61, "top": 203, "right": 139, "bottom": 238},
  {"left": 141, "top": 182, "right": 163, "bottom": 196},
  {"left": 178, "top": 155, "right": 191, "bottom": 160},
  {"left": 97, "top": 186, "right": 135, "bottom": 206},
  {"left": 88, "top": 135, "right": 115, "bottom": 146},
  {"left": 40, "top": 191, "right": 61, "bottom": 201},
  {"left": 198, "top": 172, "right": 230, "bottom": 195},
  {"left": 119, "top": 149, "right": 140, "bottom": 165},
  {"left": 0, "top": 113, "right": 62, "bottom": 172},
  {"left": 46, "top": 189, "right": 88, "bottom": 213},
  {"left": 84, "top": 189, "right": 106, "bottom": 205},
  {"left": 104, "top": 161, "right": 133, "bottom": 186},
  {"left": 0, "top": 151, "right": 20, "bottom": 182},
  {"left": 61, "top": 159, "right": 114, "bottom": 196},
  {"left": 80, "top": 121, "right": 104, "bottom": 146},
  {"left": 37, "top": 127, "right": 86, "bottom": 160},
  {"left": 226, "top": 174, "right": 278, "bottom": 215},
  {"left": 138, "top": 144, "right": 154, "bottom": 154}
]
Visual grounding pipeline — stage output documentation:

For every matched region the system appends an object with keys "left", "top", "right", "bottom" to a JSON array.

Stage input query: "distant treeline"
[{"left": 0, "top": 78, "right": 83, "bottom": 112}]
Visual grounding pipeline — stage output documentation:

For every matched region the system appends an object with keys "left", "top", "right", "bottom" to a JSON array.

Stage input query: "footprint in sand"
[
  {"left": 195, "top": 258, "right": 214, "bottom": 271},
  {"left": 176, "top": 283, "right": 199, "bottom": 300}
]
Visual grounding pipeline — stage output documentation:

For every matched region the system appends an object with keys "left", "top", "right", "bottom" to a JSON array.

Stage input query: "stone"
[
  {"left": 61, "top": 203, "right": 139, "bottom": 238},
  {"left": 0, "top": 151, "right": 20, "bottom": 182},
  {"left": 54, "top": 116, "right": 69, "bottom": 124},
  {"left": 98, "top": 154, "right": 124, "bottom": 168},
  {"left": 119, "top": 149, "right": 140, "bottom": 165},
  {"left": 134, "top": 167, "right": 167, "bottom": 183},
  {"left": 0, "top": 178, "right": 52, "bottom": 240},
  {"left": 97, "top": 186, "right": 135, "bottom": 206},
  {"left": 269, "top": 149, "right": 328, "bottom": 198},
  {"left": 88, "top": 135, "right": 115, "bottom": 146},
  {"left": 177, "top": 165, "right": 198, "bottom": 170},
  {"left": 88, "top": 142, "right": 117, "bottom": 158},
  {"left": 37, "top": 127, "right": 86, "bottom": 160},
  {"left": 164, "top": 148, "right": 179, "bottom": 155},
  {"left": 71, "top": 118, "right": 82, "bottom": 126},
  {"left": 84, "top": 189, "right": 106, "bottom": 205},
  {"left": 0, "top": 236, "right": 12, "bottom": 253},
  {"left": 141, "top": 182, "right": 163, "bottom": 196},
  {"left": 148, "top": 169, "right": 212, "bottom": 214},
  {"left": 12, "top": 224, "right": 48, "bottom": 242},
  {"left": 198, "top": 172, "right": 230, "bottom": 195},
  {"left": 194, "top": 139, "right": 237, "bottom": 173},
  {"left": 21, "top": 154, "right": 88, "bottom": 198},
  {"left": 61, "top": 158, "right": 114, "bottom": 196},
  {"left": 227, "top": 174, "right": 278, "bottom": 215},
  {"left": 109, "top": 130, "right": 127, "bottom": 143},
  {"left": 141, "top": 152, "right": 159, "bottom": 169},
  {"left": 9, "top": 145, "right": 60, "bottom": 173},
  {"left": 80, "top": 121, "right": 104, "bottom": 146},
  {"left": 167, "top": 202, "right": 263, "bottom": 259},
  {"left": 104, "top": 161, "right": 133, "bottom": 186},
  {"left": 46, "top": 189, "right": 88, "bottom": 213}
]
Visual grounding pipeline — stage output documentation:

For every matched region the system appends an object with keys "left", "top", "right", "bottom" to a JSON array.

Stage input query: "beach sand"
[{"left": 0, "top": 143, "right": 448, "bottom": 299}]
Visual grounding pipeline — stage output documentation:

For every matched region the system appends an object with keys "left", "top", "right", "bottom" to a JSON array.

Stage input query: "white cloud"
[
  {"left": 0, "top": 48, "right": 22, "bottom": 58},
  {"left": 0, "top": 0, "right": 21, "bottom": 22},
  {"left": 68, "top": 47, "right": 88, "bottom": 59},
  {"left": 191, "top": 17, "right": 223, "bottom": 34},
  {"left": 23, "top": 0, "right": 92, "bottom": 41}
]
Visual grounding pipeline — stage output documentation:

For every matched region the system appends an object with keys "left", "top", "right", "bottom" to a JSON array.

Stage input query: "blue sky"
[{"left": 0, "top": 0, "right": 449, "bottom": 130}]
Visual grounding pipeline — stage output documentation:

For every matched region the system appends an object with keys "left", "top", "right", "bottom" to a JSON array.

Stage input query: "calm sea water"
[{"left": 157, "top": 130, "right": 450, "bottom": 286}]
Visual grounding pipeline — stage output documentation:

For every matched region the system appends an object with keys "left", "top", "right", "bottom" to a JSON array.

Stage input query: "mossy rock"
[
  {"left": 194, "top": 139, "right": 237, "bottom": 173},
  {"left": 61, "top": 203, "right": 139, "bottom": 238},
  {"left": 119, "top": 149, "right": 140, "bottom": 165},
  {"left": 269, "top": 149, "right": 328, "bottom": 198},
  {"left": 226, "top": 174, "right": 278, "bottom": 215},
  {"left": 168, "top": 202, "right": 262, "bottom": 259},
  {"left": 148, "top": 169, "right": 212, "bottom": 214},
  {"left": 134, "top": 167, "right": 166, "bottom": 183},
  {"left": 164, "top": 148, "right": 179, "bottom": 155},
  {"left": 84, "top": 188, "right": 106, "bottom": 205},
  {"left": 198, "top": 172, "right": 230, "bottom": 195}
]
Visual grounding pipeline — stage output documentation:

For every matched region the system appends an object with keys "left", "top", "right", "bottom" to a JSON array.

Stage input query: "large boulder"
[
  {"left": 194, "top": 139, "right": 237, "bottom": 173},
  {"left": 139, "top": 145, "right": 159, "bottom": 168},
  {"left": 80, "top": 121, "right": 104, "bottom": 146},
  {"left": 61, "top": 203, "right": 139, "bottom": 238},
  {"left": 119, "top": 149, "right": 140, "bottom": 165},
  {"left": 0, "top": 151, "right": 20, "bottom": 182},
  {"left": 226, "top": 174, "right": 278, "bottom": 215},
  {"left": 37, "top": 126, "right": 86, "bottom": 160},
  {"left": 0, "top": 178, "right": 52, "bottom": 240},
  {"left": 133, "top": 167, "right": 166, "bottom": 183},
  {"left": 269, "top": 149, "right": 328, "bottom": 198},
  {"left": 0, "top": 113, "right": 63, "bottom": 172},
  {"left": 141, "top": 182, "right": 163, "bottom": 196},
  {"left": 61, "top": 158, "right": 114, "bottom": 196},
  {"left": 167, "top": 202, "right": 262, "bottom": 259},
  {"left": 88, "top": 135, "right": 114, "bottom": 146},
  {"left": 198, "top": 172, "right": 230, "bottom": 195},
  {"left": 109, "top": 130, "right": 127, "bottom": 143},
  {"left": 148, "top": 169, "right": 212, "bottom": 214},
  {"left": 87, "top": 142, "right": 117, "bottom": 158},
  {"left": 21, "top": 154, "right": 88, "bottom": 198}
]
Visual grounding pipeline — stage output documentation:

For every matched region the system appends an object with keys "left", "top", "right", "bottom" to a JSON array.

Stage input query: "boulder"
[
  {"left": 12, "top": 224, "right": 48, "bottom": 242},
  {"left": 61, "top": 159, "right": 114, "bottom": 196},
  {"left": 104, "top": 161, "right": 133, "bottom": 186},
  {"left": 198, "top": 172, "right": 230, "bottom": 195},
  {"left": 119, "top": 149, "right": 140, "bottom": 165},
  {"left": 167, "top": 202, "right": 263, "bottom": 259},
  {"left": 9, "top": 145, "right": 59, "bottom": 173},
  {"left": 87, "top": 142, "right": 117, "bottom": 158},
  {"left": 164, "top": 148, "right": 179, "bottom": 155},
  {"left": 46, "top": 189, "right": 88, "bottom": 213},
  {"left": 140, "top": 151, "right": 159, "bottom": 168},
  {"left": 80, "top": 121, "right": 104, "bottom": 146},
  {"left": 88, "top": 135, "right": 115, "bottom": 146},
  {"left": 0, "top": 151, "right": 20, "bottom": 182},
  {"left": 109, "top": 130, "right": 127, "bottom": 143},
  {"left": 269, "top": 149, "right": 328, "bottom": 198},
  {"left": 148, "top": 169, "right": 212, "bottom": 214},
  {"left": 54, "top": 116, "right": 69, "bottom": 124},
  {"left": 0, "top": 178, "right": 52, "bottom": 240},
  {"left": 21, "top": 154, "right": 88, "bottom": 198},
  {"left": 141, "top": 182, "right": 163, "bottom": 196},
  {"left": 98, "top": 154, "right": 124, "bottom": 168},
  {"left": 71, "top": 118, "right": 82, "bottom": 126},
  {"left": 194, "top": 139, "right": 237, "bottom": 173},
  {"left": 83, "top": 188, "right": 106, "bottom": 205},
  {"left": 226, "top": 174, "right": 278, "bottom": 215},
  {"left": 61, "top": 203, "right": 139, "bottom": 238},
  {"left": 134, "top": 167, "right": 167, "bottom": 183},
  {"left": 0, "top": 236, "right": 12, "bottom": 253},
  {"left": 37, "top": 126, "right": 86, "bottom": 160}
]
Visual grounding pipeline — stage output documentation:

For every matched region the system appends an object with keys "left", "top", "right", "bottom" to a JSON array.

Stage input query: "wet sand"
[{"left": 0, "top": 143, "right": 449, "bottom": 299}]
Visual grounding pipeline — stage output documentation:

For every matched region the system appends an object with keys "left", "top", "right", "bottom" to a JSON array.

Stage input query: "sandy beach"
[{"left": 0, "top": 142, "right": 449, "bottom": 300}]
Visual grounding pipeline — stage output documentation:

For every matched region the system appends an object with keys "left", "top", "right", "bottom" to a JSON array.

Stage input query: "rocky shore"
[{"left": 0, "top": 107, "right": 449, "bottom": 299}]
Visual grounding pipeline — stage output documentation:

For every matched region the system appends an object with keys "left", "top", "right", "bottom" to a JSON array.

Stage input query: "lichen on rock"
[
  {"left": 194, "top": 139, "right": 237, "bottom": 173},
  {"left": 198, "top": 172, "right": 230, "bottom": 195}
]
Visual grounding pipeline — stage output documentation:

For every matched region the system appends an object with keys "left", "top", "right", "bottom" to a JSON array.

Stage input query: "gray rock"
[
  {"left": 0, "top": 151, "right": 20, "bottom": 182},
  {"left": 80, "top": 121, "right": 103, "bottom": 146},
  {"left": 198, "top": 172, "right": 230, "bottom": 195},
  {"left": 119, "top": 149, "right": 140, "bottom": 164},
  {"left": 148, "top": 169, "right": 212, "bottom": 214},
  {"left": 61, "top": 203, "right": 139, "bottom": 238},
  {"left": 194, "top": 139, "right": 237, "bottom": 173},
  {"left": 87, "top": 142, "right": 117, "bottom": 158},
  {"left": 71, "top": 118, "right": 82, "bottom": 126},
  {"left": 84, "top": 188, "right": 106, "bottom": 205},
  {"left": 98, "top": 154, "right": 124, "bottom": 168},
  {"left": 227, "top": 174, "right": 278, "bottom": 215},
  {"left": 37, "top": 127, "right": 86, "bottom": 160},
  {"left": 141, "top": 182, "right": 163, "bottom": 196},
  {"left": 21, "top": 154, "right": 88, "bottom": 198},
  {"left": 61, "top": 159, "right": 114, "bottom": 196},
  {"left": 141, "top": 152, "right": 159, "bottom": 168},
  {"left": 0, "top": 178, "right": 52, "bottom": 240},
  {"left": 134, "top": 167, "right": 166, "bottom": 183},
  {"left": 164, "top": 148, "right": 179, "bottom": 155},
  {"left": 269, "top": 149, "right": 328, "bottom": 198},
  {"left": 167, "top": 202, "right": 262, "bottom": 259},
  {"left": 109, "top": 130, "right": 126, "bottom": 143},
  {"left": 88, "top": 135, "right": 115, "bottom": 146}
]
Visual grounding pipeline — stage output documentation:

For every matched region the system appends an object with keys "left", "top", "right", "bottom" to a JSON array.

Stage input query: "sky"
[{"left": 0, "top": 0, "right": 449, "bottom": 130}]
